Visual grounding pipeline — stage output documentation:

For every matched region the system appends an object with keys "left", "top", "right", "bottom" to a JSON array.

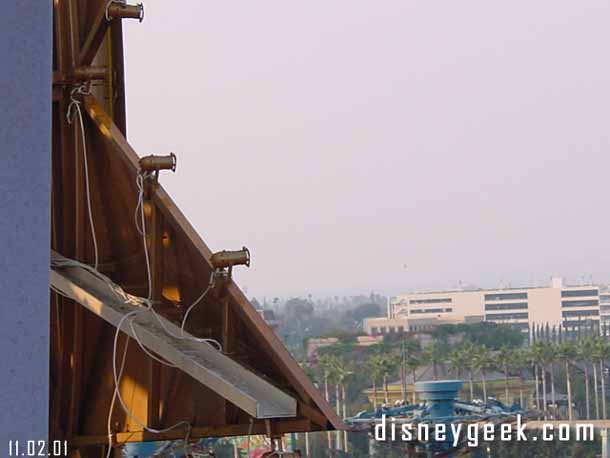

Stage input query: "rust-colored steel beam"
[
  {"left": 78, "top": 4, "right": 111, "bottom": 66},
  {"left": 54, "top": 67, "right": 108, "bottom": 86},
  {"left": 74, "top": 66, "right": 108, "bottom": 80},
  {"left": 71, "top": 419, "right": 313, "bottom": 446},
  {"left": 70, "top": 2, "right": 87, "bottom": 439},
  {"left": 147, "top": 196, "right": 163, "bottom": 429},
  {"left": 53, "top": 0, "right": 87, "bottom": 441}
]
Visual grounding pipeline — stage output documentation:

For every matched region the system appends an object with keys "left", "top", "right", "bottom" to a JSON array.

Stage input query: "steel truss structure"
[{"left": 50, "top": 2, "right": 342, "bottom": 456}]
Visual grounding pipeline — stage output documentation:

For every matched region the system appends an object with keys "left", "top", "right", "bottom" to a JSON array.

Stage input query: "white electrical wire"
[
  {"left": 110, "top": 310, "right": 193, "bottom": 450},
  {"left": 135, "top": 170, "right": 222, "bottom": 350},
  {"left": 180, "top": 271, "right": 215, "bottom": 336},
  {"left": 67, "top": 84, "right": 99, "bottom": 270},
  {"left": 136, "top": 172, "right": 153, "bottom": 301},
  {"left": 105, "top": 335, "right": 130, "bottom": 458},
  {"left": 134, "top": 172, "right": 147, "bottom": 236},
  {"left": 150, "top": 308, "right": 222, "bottom": 351}
]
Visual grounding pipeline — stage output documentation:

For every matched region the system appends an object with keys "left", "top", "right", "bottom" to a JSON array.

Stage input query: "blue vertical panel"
[{"left": 0, "top": 0, "right": 52, "bottom": 449}]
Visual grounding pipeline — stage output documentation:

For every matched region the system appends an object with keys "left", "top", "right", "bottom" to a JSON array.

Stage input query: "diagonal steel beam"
[
  {"left": 50, "top": 251, "right": 297, "bottom": 419},
  {"left": 78, "top": 2, "right": 109, "bottom": 66}
]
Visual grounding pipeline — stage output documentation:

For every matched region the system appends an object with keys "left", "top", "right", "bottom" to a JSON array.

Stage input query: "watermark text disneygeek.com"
[{"left": 374, "top": 415, "right": 595, "bottom": 447}]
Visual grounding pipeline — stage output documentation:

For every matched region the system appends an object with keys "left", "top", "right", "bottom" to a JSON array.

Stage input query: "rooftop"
[{"left": 393, "top": 278, "right": 600, "bottom": 299}]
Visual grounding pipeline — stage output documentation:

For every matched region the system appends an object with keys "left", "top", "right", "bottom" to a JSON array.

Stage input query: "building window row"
[
  {"left": 409, "top": 298, "right": 452, "bottom": 304},
  {"left": 508, "top": 322, "right": 530, "bottom": 330},
  {"left": 561, "top": 289, "right": 599, "bottom": 298},
  {"left": 561, "top": 299, "right": 599, "bottom": 308},
  {"left": 371, "top": 326, "right": 405, "bottom": 335},
  {"left": 484, "top": 292, "right": 528, "bottom": 301},
  {"left": 562, "top": 309, "right": 600, "bottom": 318},
  {"left": 484, "top": 302, "right": 528, "bottom": 311},
  {"left": 485, "top": 312, "right": 529, "bottom": 321},
  {"left": 410, "top": 308, "right": 453, "bottom": 314},
  {"left": 563, "top": 319, "right": 599, "bottom": 328}
]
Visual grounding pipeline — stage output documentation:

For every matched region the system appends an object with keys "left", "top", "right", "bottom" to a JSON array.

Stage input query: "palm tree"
[
  {"left": 447, "top": 348, "right": 466, "bottom": 379},
  {"left": 531, "top": 341, "right": 547, "bottom": 413},
  {"left": 424, "top": 341, "right": 444, "bottom": 381},
  {"left": 508, "top": 348, "right": 529, "bottom": 408},
  {"left": 537, "top": 341, "right": 557, "bottom": 416},
  {"left": 400, "top": 340, "right": 407, "bottom": 401},
  {"left": 332, "top": 373, "right": 342, "bottom": 451},
  {"left": 367, "top": 355, "right": 386, "bottom": 409},
  {"left": 381, "top": 355, "right": 399, "bottom": 404},
  {"left": 318, "top": 354, "right": 337, "bottom": 451},
  {"left": 545, "top": 342, "right": 558, "bottom": 417},
  {"left": 580, "top": 336, "right": 596, "bottom": 419},
  {"left": 526, "top": 346, "right": 540, "bottom": 411},
  {"left": 556, "top": 341, "right": 577, "bottom": 420},
  {"left": 318, "top": 354, "right": 335, "bottom": 404},
  {"left": 333, "top": 357, "right": 354, "bottom": 454},
  {"left": 497, "top": 345, "right": 513, "bottom": 405},
  {"left": 460, "top": 342, "right": 477, "bottom": 401},
  {"left": 592, "top": 341, "right": 601, "bottom": 420},
  {"left": 298, "top": 359, "right": 315, "bottom": 456},
  {"left": 404, "top": 354, "right": 422, "bottom": 404},
  {"left": 322, "top": 356, "right": 347, "bottom": 452},
  {"left": 472, "top": 345, "right": 492, "bottom": 402},
  {"left": 595, "top": 340, "right": 610, "bottom": 419},
  {"left": 399, "top": 339, "right": 420, "bottom": 402}
]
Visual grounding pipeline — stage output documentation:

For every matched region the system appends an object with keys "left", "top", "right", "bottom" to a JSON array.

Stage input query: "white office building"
[{"left": 364, "top": 277, "right": 603, "bottom": 335}]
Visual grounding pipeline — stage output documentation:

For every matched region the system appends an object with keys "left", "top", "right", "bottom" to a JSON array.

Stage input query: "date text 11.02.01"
[{"left": 8, "top": 440, "right": 68, "bottom": 457}]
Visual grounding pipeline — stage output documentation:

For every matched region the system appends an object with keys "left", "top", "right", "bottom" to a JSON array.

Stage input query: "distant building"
[
  {"left": 364, "top": 277, "right": 605, "bottom": 336},
  {"left": 362, "top": 316, "right": 469, "bottom": 336},
  {"left": 600, "top": 288, "right": 610, "bottom": 324}
]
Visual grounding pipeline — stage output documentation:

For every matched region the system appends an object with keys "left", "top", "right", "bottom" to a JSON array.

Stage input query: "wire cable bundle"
[{"left": 66, "top": 83, "right": 98, "bottom": 270}]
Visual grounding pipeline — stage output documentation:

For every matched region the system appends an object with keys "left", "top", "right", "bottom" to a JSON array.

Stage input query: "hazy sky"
[{"left": 123, "top": 1, "right": 610, "bottom": 300}]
